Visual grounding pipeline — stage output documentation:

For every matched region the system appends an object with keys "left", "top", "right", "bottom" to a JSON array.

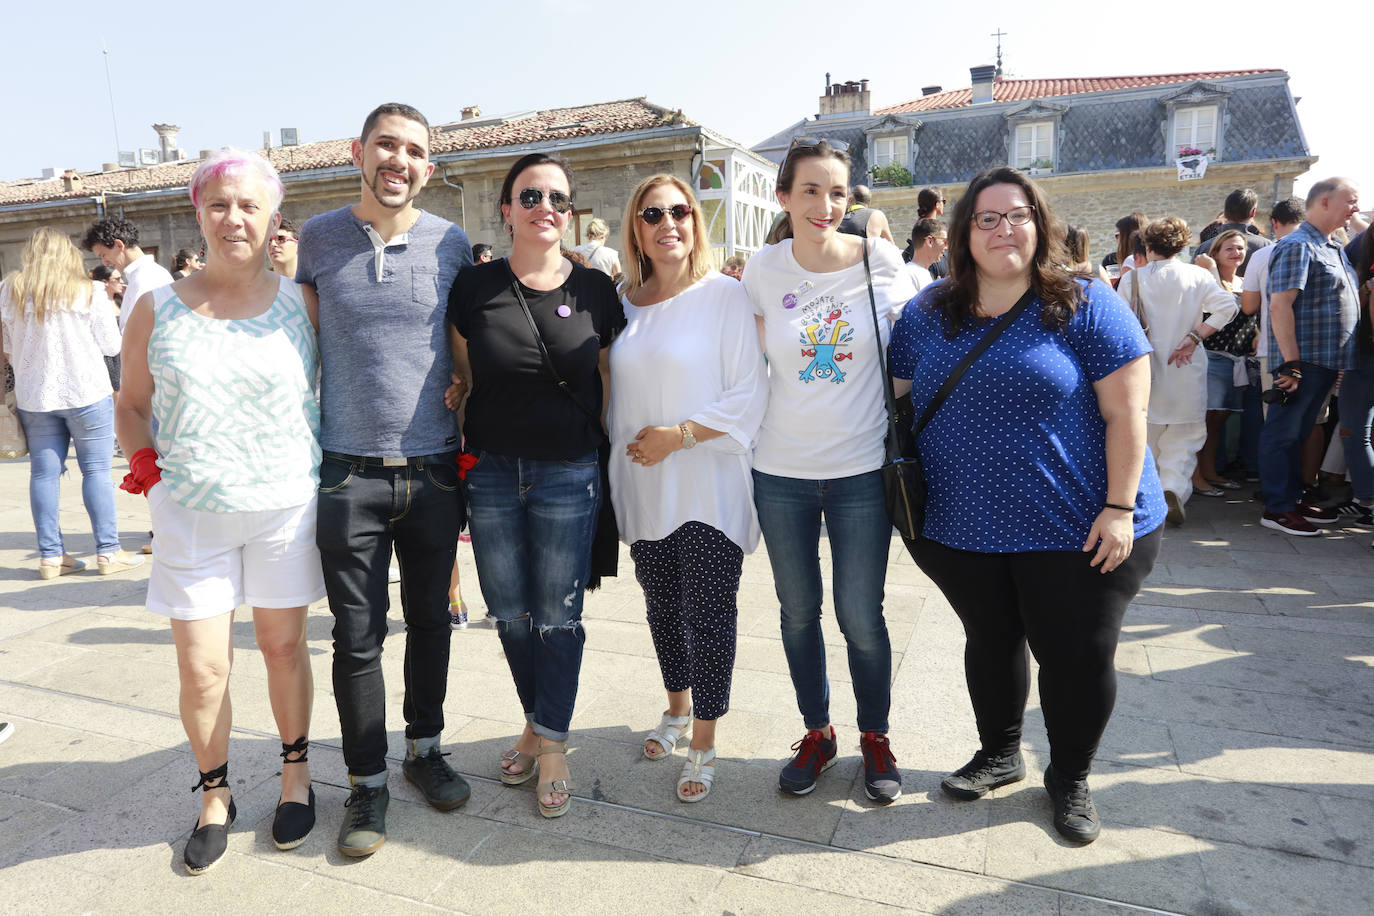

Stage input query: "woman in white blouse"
[
  {"left": 1116, "top": 216, "right": 1238, "bottom": 525},
  {"left": 0, "top": 228, "right": 143, "bottom": 578},
  {"left": 608, "top": 174, "right": 767, "bottom": 803}
]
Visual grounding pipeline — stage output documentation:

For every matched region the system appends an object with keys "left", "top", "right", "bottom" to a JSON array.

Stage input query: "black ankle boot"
[
  {"left": 272, "top": 736, "right": 316, "bottom": 851},
  {"left": 185, "top": 763, "right": 236, "bottom": 875}
]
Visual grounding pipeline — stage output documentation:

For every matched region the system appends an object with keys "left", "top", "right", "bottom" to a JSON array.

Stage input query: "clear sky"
[{"left": 4, "top": 1, "right": 1364, "bottom": 199}]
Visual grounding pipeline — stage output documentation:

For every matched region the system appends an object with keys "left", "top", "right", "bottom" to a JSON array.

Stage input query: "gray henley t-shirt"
[{"left": 297, "top": 206, "right": 471, "bottom": 457}]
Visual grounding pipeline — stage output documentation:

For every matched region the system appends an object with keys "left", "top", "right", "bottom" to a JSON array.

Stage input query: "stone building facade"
[
  {"left": 0, "top": 99, "right": 780, "bottom": 277},
  {"left": 754, "top": 69, "right": 1317, "bottom": 263}
]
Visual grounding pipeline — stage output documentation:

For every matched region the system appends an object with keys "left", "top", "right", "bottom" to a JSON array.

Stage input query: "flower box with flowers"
[{"left": 1175, "top": 147, "right": 1212, "bottom": 181}]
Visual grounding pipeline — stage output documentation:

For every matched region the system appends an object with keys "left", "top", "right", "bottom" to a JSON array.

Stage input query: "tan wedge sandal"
[{"left": 536, "top": 741, "right": 572, "bottom": 819}]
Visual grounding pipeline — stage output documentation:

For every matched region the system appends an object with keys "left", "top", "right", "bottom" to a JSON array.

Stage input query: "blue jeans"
[
  {"left": 1339, "top": 353, "right": 1374, "bottom": 502},
  {"left": 1259, "top": 361, "right": 1340, "bottom": 513},
  {"left": 464, "top": 446, "right": 599, "bottom": 741},
  {"left": 317, "top": 452, "right": 462, "bottom": 778},
  {"left": 753, "top": 469, "right": 892, "bottom": 734},
  {"left": 17, "top": 398, "right": 120, "bottom": 558}
]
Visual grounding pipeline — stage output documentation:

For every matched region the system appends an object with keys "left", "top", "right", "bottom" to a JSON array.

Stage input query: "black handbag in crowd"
[{"left": 861, "top": 243, "right": 1033, "bottom": 540}]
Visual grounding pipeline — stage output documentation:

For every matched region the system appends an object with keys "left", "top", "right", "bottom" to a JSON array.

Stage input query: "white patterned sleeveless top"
[{"left": 149, "top": 277, "right": 321, "bottom": 512}]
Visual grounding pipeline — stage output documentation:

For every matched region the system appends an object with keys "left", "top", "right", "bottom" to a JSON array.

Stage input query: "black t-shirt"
[{"left": 447, "top": 259, "right": 624, "bottom": 460}]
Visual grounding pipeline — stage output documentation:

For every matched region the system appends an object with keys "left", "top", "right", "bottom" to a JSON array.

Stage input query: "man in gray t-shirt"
[{"left": 297, "top": 103, "right": 472, "bottom": 857}]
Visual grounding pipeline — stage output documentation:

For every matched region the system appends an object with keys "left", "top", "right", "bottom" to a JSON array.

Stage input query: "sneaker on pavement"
[
  {"left": 449, "top": 601, "right": 468, "bottom": 630},
  {"left": 941, "top": 750, "right": 1026, "bottom": 799},
  {"left": 1298, "top": 502, "right": 1339, "bottom": 524},
  {"left": 1044, "top": 764, "right": 1100, "bottom": 844},
  {"left": 779, "top": 728, "right": 837, "bottom": 796},
  {"left": 337, "top": 784, "right": 389, "bottom": 857},
  {"left": 402, "top": 748, "right": 470, "bottom": 810},
  {"left": 1331, "top": 499, "right": 1374, "bottom": 527},
  {"left": 1261, "top": 511, "right": 1322, "bottom": 536},
  {"left": 859, "top": 732, "right": 901, "bottom": 803}
]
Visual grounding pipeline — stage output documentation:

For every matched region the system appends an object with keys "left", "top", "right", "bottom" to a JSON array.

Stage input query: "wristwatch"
[{"left": 679, "top": 423, "right": 697, "bottom": 449}]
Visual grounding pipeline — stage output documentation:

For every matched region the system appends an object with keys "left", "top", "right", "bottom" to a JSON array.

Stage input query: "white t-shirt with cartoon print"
[{"left": 743, "top": 237, "right": 918, "bottom": 479}]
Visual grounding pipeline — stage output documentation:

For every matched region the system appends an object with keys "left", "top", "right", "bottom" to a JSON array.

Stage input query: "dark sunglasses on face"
[
  {"left": 789, "top": 135, "right": 850, "bottom": 153},
  {"left": 517, "top": 187, "right": 573, "bottom": 213},
  {"left": 638, "top": 203, "right": 693, "bottom": 225}
]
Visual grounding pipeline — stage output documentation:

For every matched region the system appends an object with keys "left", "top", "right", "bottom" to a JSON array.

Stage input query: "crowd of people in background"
[{"left": 0, "top": 99, "right": 1367, "bottom": 875}]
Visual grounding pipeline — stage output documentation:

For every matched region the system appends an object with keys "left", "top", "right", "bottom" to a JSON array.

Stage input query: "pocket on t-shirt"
[{"left": 412, "top": 267, "right": 440, "bottom": 306}]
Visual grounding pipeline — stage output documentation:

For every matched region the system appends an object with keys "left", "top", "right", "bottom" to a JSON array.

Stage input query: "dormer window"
[
  {"left": 1014, "top": 122, "right": 1054, "bottom": 172},
  {"left": 872, "top": 135, "right": 908, "bottom": 170},
  {"left": 1173, "top": 106, "right": 1217, "bottom": 157}
]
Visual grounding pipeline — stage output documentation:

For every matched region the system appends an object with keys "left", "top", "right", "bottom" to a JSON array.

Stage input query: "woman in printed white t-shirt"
[{"left": 742, "top": 138, "right": 917, "bottom": 804}]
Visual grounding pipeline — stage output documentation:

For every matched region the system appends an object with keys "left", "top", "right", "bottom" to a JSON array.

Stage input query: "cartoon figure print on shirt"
[{"left": 796, "top": 294, "right": 854, "bottom": 384}]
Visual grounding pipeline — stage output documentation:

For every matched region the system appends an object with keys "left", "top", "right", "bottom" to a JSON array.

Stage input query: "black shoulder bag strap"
[
  {"left": 860, "top": 240, "right": 905, "bottom": 453},
  {"left": 505, "top": 260, "right": 599, "bottom": 424}
]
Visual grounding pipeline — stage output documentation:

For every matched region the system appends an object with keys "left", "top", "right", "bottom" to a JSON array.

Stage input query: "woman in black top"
[{"left": 446, "top": 153, "right": 622, "bottom": 819}]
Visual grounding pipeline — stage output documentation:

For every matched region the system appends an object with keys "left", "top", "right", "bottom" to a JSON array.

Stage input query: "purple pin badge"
[
  {"left": 557, "top": 304, "right": 572, "bottom": 318},
  {"left": 782, "top": 293, "right": 798, "bottom": 310}
]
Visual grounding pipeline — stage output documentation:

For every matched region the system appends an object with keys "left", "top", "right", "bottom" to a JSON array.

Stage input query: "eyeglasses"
[
  {"left": 272, "top": 234, "right": 297, "bottom": 245},
  {"left": 517, "top": 187, "right": 573, "bottom": 214},
  {"left": 972, "top": 206, "right": 1036, "bottom": 230},
  {"left": 789, "top": 136, "right": 850, "bottom": 153},
  {"left": 638, "top": 204, "right": 693, "bottom": 225}
]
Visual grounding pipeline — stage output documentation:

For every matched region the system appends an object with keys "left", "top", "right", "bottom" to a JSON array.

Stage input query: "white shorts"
[{"left": 146, "top": 486, "right": 326, "bottom": 621}]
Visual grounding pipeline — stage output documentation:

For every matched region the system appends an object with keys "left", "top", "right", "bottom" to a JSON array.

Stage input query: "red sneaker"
[{"left": 1261, "top": 511, "right": 1322, "bottom": 536}]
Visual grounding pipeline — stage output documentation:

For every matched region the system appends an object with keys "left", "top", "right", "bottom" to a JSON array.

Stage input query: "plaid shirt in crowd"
[{"left": 1265, "top": 221, "right": 1360, "bottom": 369}]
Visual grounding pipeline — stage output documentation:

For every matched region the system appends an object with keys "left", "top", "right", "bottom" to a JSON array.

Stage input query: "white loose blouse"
[
  {"left": 1, "top": 280, "right": 121, "bottom": 412},
  {"left": 1117, "top": 259, "right": 1239, "bottom": 425},
  {"left": 608, "top": 272, "right": 768, "bottom": 551}
]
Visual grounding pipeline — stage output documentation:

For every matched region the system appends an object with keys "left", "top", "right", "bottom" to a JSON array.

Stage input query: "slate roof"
[
  {"left": 0, "top": 99, "right": 692, "bottom": 207},
  {"left": 877, "top": 69, "right": 1284, "bottom": 113}
]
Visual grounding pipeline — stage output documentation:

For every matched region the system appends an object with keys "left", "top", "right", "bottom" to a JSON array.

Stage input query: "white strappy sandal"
[
  {"left": 676, "top": 748, "right": 716, "bottom": 803},
  {"left": 643, "top": 710, "right": 691, "bottom": 760}
]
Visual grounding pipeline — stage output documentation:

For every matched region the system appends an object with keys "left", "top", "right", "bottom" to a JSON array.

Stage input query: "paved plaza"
[{"left": 1, "top": 454, "right": 1372, "bottom": 915}]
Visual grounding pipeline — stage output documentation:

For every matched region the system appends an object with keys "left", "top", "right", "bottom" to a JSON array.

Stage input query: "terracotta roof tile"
[
  {"left": 876, "top": 69, "right": 1283, "bottom": 114},
  {"left": 0, "top": 98, "right": 691, "bottom": 207}
]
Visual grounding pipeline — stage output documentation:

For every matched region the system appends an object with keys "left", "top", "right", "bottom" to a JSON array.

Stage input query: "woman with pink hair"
[{"left": 116, "top": 148, "right": 324, "bottom": 874}]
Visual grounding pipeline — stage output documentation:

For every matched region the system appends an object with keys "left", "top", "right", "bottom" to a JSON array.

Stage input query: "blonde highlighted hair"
[
  {"left": 1, "top": 227, "right": 92, "bottom": 322},
  {"left": 619, "top": 174, "right": 711, "bottom": 298}
]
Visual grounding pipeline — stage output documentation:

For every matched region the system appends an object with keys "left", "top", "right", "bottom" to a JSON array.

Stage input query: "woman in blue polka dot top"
[{"left": 888, "top": 167, "right": 1167, "bottom": 844}]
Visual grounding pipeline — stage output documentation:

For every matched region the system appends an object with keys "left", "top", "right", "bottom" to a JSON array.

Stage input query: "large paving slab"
[{"left": 1, "top": 456, "right": 1372, "bottom": 914}]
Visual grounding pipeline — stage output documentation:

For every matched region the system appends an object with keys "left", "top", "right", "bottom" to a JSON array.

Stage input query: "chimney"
[
  {"left": 818, "top": 76, "right": 872, "bottom": 118},
  {"left": 461, "top": 105, "right": 482, "bottom": 121},
  {"left": 922, "top": 85, "right": 942, "bottom": 96},
  {"left": 61, "top": 169, "right": 83, "bottom": 193},
  {"left": 970, "top": 65, "right": 997, "bottom": 104},
  {"left": 152, "top": 123, "right": 181, "bottom": 163}
]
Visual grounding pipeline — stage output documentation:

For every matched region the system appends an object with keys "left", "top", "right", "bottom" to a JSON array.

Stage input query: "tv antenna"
[
  {"left": 991, "top": 28, "right": 1007, "bottom": 77},
  {"left": 102, "top": 39, "right": 122, "bottom": 161}
]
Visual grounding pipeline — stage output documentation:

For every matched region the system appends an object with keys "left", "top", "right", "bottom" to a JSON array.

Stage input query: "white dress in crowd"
[{"left": 607, "top": 271, "right": 768, "bottom": 551}]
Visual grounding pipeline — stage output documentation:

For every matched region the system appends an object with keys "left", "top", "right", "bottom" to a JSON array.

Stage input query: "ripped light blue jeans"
[{"left": 464, "top": 445, "right": 599, "bottom": 741}]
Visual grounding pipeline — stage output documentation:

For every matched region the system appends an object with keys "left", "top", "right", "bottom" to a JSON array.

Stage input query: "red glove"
[
  {"left": 456, "top": 452, "right": 478, "bottom": 480},
  {"left": 120, "top": 447, "right": 163, "bottom": 495}
]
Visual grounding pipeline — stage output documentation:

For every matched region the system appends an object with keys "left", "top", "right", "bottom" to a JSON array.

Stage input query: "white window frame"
[
  {"left": 871, "top": 134, "right": 908, "bottom": 170},
  {"left": 1173, "top": 106, "right": 1217, "bottom": 157},
  {"left": 1013, "top": 122, "right": 1054, "bottom": 171}
]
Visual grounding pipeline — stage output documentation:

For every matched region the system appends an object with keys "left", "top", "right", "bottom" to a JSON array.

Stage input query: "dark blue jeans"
[
  {"left": 464, "top": 446, "right": 599, "bottom": 741},
  {"left": 317, "top": 452, "right": 461, "bottom": 778},
  {"left": 753, "top": 469, "right": 892, "bottom": 734},
  {"left": 1338, "top": 353, "right": 1374, "bottom": 502},
  {"left": 1258, "top": 362, "right": 1339, "bottom": 513}
]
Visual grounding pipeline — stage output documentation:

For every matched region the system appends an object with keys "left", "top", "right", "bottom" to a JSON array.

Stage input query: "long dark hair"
[
  {"left": 1115, "top": 212, "right": 1145, "bottom": 268},
  {"left": 772, "top": 139, "right": 850, "bottom": 242},
  {"left": 498, "top": 152, "right": 575, "bottom": 237},
  {"left": 933, "top": 167, "right": 1081, "bottom": 336}
]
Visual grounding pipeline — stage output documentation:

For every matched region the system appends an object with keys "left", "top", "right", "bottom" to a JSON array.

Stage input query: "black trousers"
[{"left": 909, "top": 527, "right": 1161, "bottom": 779}]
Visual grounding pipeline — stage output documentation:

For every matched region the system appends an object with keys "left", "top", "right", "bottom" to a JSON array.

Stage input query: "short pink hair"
[{"left": 188, "top": 148, "right": 285, "bottom": 212}]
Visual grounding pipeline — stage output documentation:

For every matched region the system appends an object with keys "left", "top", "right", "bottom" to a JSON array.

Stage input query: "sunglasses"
[
  {"left": 272, "top": 234, "right": 297, "bottom": 244},
  {"left": 972, "top": 206, "right": 1036, "bottom": 230},
  {"left": 789, "top": 135, "right": 850, "bottom": 153},
  {"left": 638, "top": 203, "right": 693, "bottom": 225},
  {"left": 517, "top": 187, "right": 573, "bottom": 214}
]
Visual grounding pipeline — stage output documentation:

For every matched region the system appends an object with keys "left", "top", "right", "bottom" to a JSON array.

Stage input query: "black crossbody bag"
[
  {"left": 861, "top": 243, "right": 1033, "bottom": 539},
  {"left": 506, "top": 264, "right": 619, "bottom": 589}
]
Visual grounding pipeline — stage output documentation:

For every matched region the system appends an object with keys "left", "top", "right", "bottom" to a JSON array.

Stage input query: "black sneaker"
[
  {"left": 337, "top": 784, "right": 389, "bottom": 857},
  {"left": 779, "top": 728, "right": 837, "bottom": 795},
  {"left": 1332, "top": 499, "right": 1374, "bottom": 527},
  {"left": 1298, "top": 502, "right": 1339, "bottom": 525},
  {"left": 859, "top": 732, "right": 902, "bottom": 803},
  {"left": 941, "top": 750, "right": 1026, "bottom": 799},
  {"left": 1043, "top": 764, "right": 1100, "bottom": 844},
  {"left": 402, "top": 748, "right": 470, "bottom": 810}
]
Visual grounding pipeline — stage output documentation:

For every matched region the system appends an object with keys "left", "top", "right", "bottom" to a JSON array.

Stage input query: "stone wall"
[{"left": 873, "top": 159, "right": 1312, "bottom": 263}]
